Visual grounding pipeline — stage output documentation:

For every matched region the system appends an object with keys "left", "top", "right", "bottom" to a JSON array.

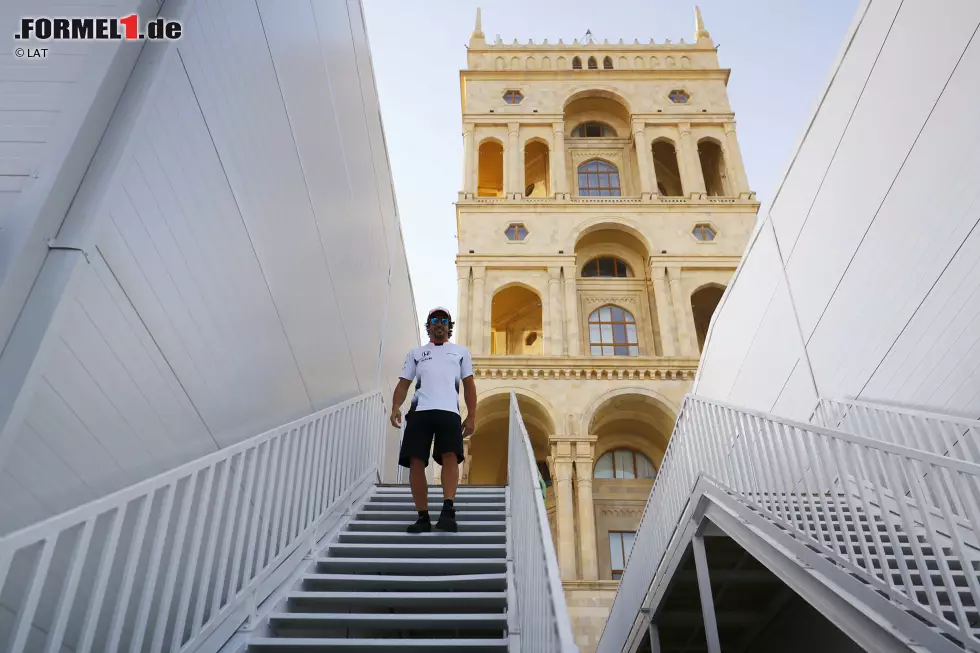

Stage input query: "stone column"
[
  {"left": 574, "top": 438, "right": 599, "bottom": 580},
  {"left": 667, "top": 266, "right": 698, "bottom": 356},
  {"left": 562, "top": 264, "right": 580, "bottom": 356},
  {"left": 506, "top": 122, "right": 520, "bottom": 196},
  {"left": 724, "top": 122, "right": 750, "bottom": 195},
  {"left": 632, "top": 121, "right": 657, "bottom": 199},
  {"left": 552, "top": 123, "right": 567, "bottom": 196},
  {"left": 470, "top": 267, "right": 486, "bottom": 355},
  {"left": 550, "top": 445, "right": 577, "bottom": 580},
  {"left": 651, "top": 264, "right": 677, "bottom": 356},
  {"left": 679, "top": 123, "right": 706, "bottom": 197},
  {"left": 456, "top": 268, "right": 470, "bottom": 347},
  {"left": 548, "top": 267, "right": 563, "bottom": 355},
  {"left": 462, "top": 126, "right": 475, "bottom": 195}
]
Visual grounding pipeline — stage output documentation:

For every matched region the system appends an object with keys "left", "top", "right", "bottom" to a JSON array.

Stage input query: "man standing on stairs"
[{"left": 390, "top": 307, "right": 476, "bottom": 534}]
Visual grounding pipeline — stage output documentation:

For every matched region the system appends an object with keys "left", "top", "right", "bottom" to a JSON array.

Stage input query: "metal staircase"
[
  {"left": 599, "top": 396, "right": 980, "bottom": 653},
  {"left": 0, "top": 390, "right": 576, "bottom": 653},
  {"left": 247, "top": 485, "right": 510, "bottom": 651}
]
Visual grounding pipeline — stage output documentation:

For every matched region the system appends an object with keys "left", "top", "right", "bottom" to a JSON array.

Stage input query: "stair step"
[
  {"left": 346, "top": 520, "right": 506, "bottom": 532},
  {"left": 249, "top": 637, "right": 509, "bottom": 651},
  {"left": 300, "top": 573, "right": 507, "bottom": 591},
  {"left": 327, "top": 543, "right": 507, "bottom": 559},
  {"left": 353, "top": 511, "right": 505, "bottom": 521},
  {"left": 316, "top": 557, "right": 507, "bottom": 574},
  {"left": 287, "top": 591, "right": 507, "bottom": 609},
  {"left": 362, "top": 502, "right": 506, "bottom": 511},
  {"left": 339, "top": 531, "right": 506, "bottom": 544},
  {"left": 369, "top": 495, "right": 505, "bottom": 504},
  {"left": 269, "top": 612, "right": 508, "bottom": 630}
]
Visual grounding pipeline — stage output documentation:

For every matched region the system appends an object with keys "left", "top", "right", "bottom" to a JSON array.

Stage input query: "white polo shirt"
[{"left": 400, "top": 342, "right": 474, "bottom": 415}]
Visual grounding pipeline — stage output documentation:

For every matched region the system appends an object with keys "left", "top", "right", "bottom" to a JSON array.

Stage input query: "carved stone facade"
[{"left": 452, "top": 9, "right": 758, "bottom": 652}]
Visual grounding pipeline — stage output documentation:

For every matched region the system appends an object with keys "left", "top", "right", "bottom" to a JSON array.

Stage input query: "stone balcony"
[{"left": 471, "top": 355, "right": 700, "bottom": 381}]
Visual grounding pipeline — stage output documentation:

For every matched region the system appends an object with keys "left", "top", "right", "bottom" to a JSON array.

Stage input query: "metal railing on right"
[
  {"left": 0, "top": 390, "right": 386, "bottom": 653},
  {"left": 816, "top": 397, "right": 980, "bottom": 463},
  {"left": 507, "top": 391, "right": 578, "bottom": 653},
  {"left": 598, "top": 395, "right": 980, "bottom": 653}
]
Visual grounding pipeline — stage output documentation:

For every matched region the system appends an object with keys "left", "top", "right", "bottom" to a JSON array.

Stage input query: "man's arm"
[
  {"left": 462, "top": 376, "right": 477, "bottom": 436},
  {"left": 390, "top": 378, "right": 412, "bottom": 427}
]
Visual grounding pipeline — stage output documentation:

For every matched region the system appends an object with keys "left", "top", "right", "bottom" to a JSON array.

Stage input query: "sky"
[{"left": 361, "top": 0, "right": 861, "bottom": 341}]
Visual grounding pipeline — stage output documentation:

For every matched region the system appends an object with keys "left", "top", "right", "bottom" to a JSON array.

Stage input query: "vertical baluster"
[
  {"left": 950, "top": 472, "right": 980, "bottom": 603},
  {"left": 246, "top": 440, "right": 275, "bottom": 589},
  {"left": 829, "top": 440, "right": 878, "bottom": 583},
  {"left": 901, "top": 456, "right": 968, "bottom": 629},
  {"left": 921, "top": 464, "right": 978, "bottom": 632},
  {"left": 131, "top": 484, "right": 176, "bottom": 653},
  {"left": 878, "top": 452, "right": 942, "bottom": 614},
  {"left": 43, "top": 519, "right": 95, "bottom": 653},
  {"left": 788, "top": 427, "right": 826, "bottom": 548},
  {"left": 228, "top": 446, "right": 260, "bottom": 604},
  {"left": 105, "top": 493, "right": 154, "bottom": 653},
  {"left": 171, "top": 465, "right": 216, "bottom": 652},
  {"left": 212, "top": 450, "right": 248, "bottom": 619},
  {"left": 324, "top": 413, "right": 340, "bottom": 509},
  {"left": 295, "top": 422, "right": 315, "bottom": 536},
  {"left": 79, "top": 508, "right": 125, "bottom": 653},
  {"left": 724, "top": 407, "right": 751, "bottom": 499},
  {"left": 761, "top": 419, "right": 795, "bottom": 530},
  {"left": 150, "top": 473, "right": 198, "bottom": 653},
  {"left": 863, "top": 446, "right": 916, "bottom": 597},
  {"left": 193, "top": 458, "right": 233, "bottom": 633},
  {"left": 279, "top": 427, "right": 303, "bottom": 553},
  {"left": 304, "top": 418, "right": 323, "bottom": 526},
  {"left": 268, "top": 432, "right": 293, "bottom": 562},
  {"left": 807, "top": 434, "right": 851, "bottom": 565},
  {"left": 10, "top": 537, "right": 56, "bottom": 653}
]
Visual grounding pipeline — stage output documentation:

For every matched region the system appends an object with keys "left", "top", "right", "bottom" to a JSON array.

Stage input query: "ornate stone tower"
[{"left": 453, "top": 8, "right": 759, "bottom": 650}]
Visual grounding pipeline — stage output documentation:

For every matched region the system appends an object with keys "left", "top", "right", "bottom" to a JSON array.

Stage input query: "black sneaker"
[
  {"left": 435, "top": 507, "right": 458, "bottom": 533},
  {"left": 406, "top": 515, "right": 431, "bottom": 533}
]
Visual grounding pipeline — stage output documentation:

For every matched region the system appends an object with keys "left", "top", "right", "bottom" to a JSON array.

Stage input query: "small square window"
[
  {"left": 505, "top": 223, "right": 529, "bottom": 241},
  {"left": 693, "top": 224, "right": 717, "bottom": 241},
  {"left": 669, "top": 89, "right": 690, "bottom": 104},
  {"left": 503, "top": 90, "right": 524, "bottom": 104}
]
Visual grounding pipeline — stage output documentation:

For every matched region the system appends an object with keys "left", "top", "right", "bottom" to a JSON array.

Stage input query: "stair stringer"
[{"left": 623, "top": 476, "right": 962, "bottom": 653}]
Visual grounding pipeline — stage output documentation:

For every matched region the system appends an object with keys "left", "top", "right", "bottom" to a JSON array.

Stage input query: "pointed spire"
[
  {"left": 695, "top": 6, "right": 711, "bottom": 41},
  {"left": 469, "top": 7, "right": 486, "bottom": 47}
]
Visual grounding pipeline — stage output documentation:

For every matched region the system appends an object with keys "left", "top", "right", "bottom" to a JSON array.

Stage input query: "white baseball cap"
[{"left": 427, "top": 306, "right": 452, "bottom": 321}]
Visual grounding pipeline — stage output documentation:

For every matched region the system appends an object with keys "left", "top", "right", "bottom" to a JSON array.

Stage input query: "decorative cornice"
[
  {"left": 472, "top": 355, "right": 699, "bottom": 381},
  {"left": 598, "top": 506, "right": 644, "bottom": 517},
  {"left": 455, "top": 195, "right": 759, "bottom": 208}
]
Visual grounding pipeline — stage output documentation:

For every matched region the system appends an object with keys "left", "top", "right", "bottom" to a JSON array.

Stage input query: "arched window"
[
  {"left": 581, "top": 257, "right": 631, "bottom": 278},
  {"left": 692, "top": 285, "right": 726, "bottom": 351},
  {"left": 595, "top": 450, "right": 656, "bottom": 479},
  {"left": 577, "top": 160, "right": 621, "bottom": 196},
  {"left": 652, "top": 140, "right": 683, "bottom": 196},
  {"left": 698, "top": 139, "right": 729, "bottom": 196},
  {"left": 603, "top": 56, "right": 613, "bottom": 69},
  {"left": 572, "top": 56, "right": 582, "bottom": 70},
  {"left": 588, "top": 305, "right": 638, "bottom": 356},
  {"left": 571, "top": 122, "right": 616, "bottom": 138},
  {"left": 477, "top": 140, "right": 504, "bottom": 197},
  {"left": 588, "top": 57, "right": 598, "bottom": 69}
]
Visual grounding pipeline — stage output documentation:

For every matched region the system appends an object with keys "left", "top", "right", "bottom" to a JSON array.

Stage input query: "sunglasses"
[{"left": 428, "top": 317, "right": 450, "bottom": 325}]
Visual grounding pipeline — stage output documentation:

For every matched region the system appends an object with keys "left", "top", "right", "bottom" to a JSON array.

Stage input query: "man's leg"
[
  {"left": 409, "top": 456, "right": 429, "bottom": 511},
  {"left": 440, "top": 452, "right": 458, "bottom": 501}
]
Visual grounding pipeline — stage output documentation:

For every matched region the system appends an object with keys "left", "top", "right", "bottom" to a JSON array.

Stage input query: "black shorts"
[{"left": 399, "top": 409, "right": 464, "bottom": 468}]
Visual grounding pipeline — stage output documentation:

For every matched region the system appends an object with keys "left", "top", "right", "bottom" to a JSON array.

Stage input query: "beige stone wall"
[{"left": 563, "top": 582, "right": 621, "bottom": 653}]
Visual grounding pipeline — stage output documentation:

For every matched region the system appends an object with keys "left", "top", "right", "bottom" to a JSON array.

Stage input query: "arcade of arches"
[{"left": 459, "top": 390, "right": 675, "bottom": 583}]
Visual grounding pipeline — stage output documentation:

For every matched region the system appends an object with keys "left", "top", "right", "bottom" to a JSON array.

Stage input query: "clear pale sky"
[{"left": 362, "top": 0, "right": 861, "bottom": 341}]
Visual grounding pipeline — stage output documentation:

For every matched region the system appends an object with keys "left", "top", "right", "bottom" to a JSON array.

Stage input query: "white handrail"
[
  {"left": 598, "top": 394, "right": 980, "bottom": 653},
  {"left": 0, "top": 390, "right": 386, "bottom": 653},
  {"left": 507, "top": 392, "right": 578, "bottom": 653},
  {"left": 817, "top": 397, "right": 980, "bottom": 463}
]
